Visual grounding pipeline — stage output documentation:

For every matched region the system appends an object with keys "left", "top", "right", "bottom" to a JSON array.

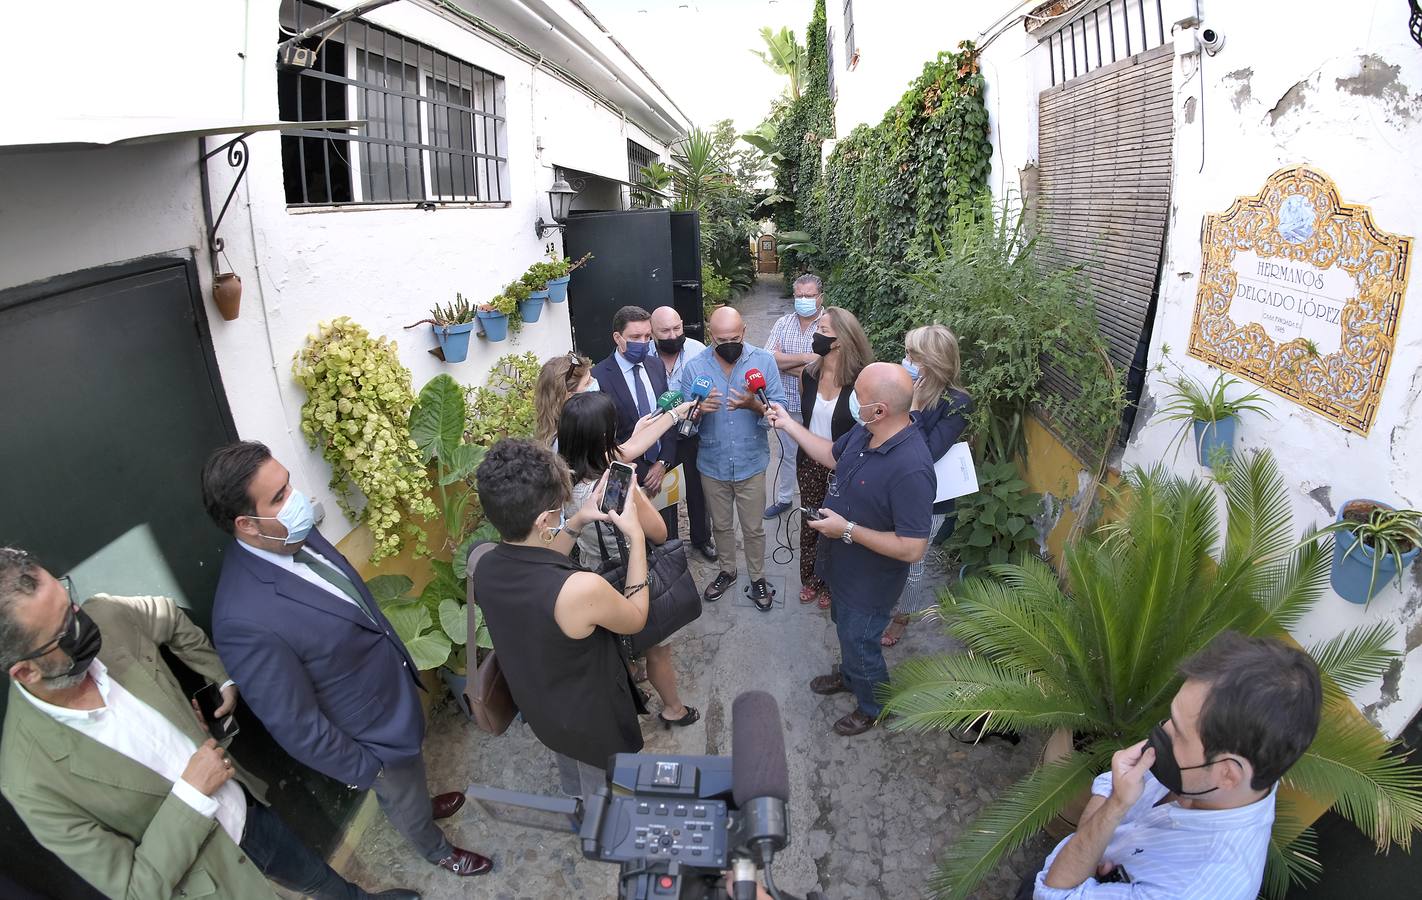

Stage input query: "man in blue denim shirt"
[{"left": 679, "top": 307, "right": 787, "bottom": 609}]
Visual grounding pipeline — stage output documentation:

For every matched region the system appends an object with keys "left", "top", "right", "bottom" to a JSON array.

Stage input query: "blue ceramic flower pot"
[
  {"left": 1330, "top": 499, "right": 1420, "bottom": 604},
  {"left": 433, "top": 322, "right": 474, "bottom": 362},
  {"left": 476, "top": 310, "right": 509, "bottom": 342},
  {"left": 1192, "top": 415, "right": 1237, "bottom": 468},
  {"left": 546, "top": 275, "right": 570, "bottom": 303},
  {"left": 518, "top": 296, "right": 544, "bottom": 323}
]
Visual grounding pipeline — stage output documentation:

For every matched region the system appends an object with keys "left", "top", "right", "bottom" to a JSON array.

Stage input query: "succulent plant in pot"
[
  {"left": 1155, "top": 357, "right": 1271, "bottom": 472},
  {"left": 504, "top": 279, "right": 539, "bottom": 328},
  {"left": 476, "top": 291, "right": 516, "bottom": 343},
  {"left": 405, "top": 293, "right": 477, "bottom": 363},
  {"left": 542, "top": 251, "right": 593, "bottom": 302},
  {"left": 1307, "top": 500, "right": 1422, "bottom": 605}
]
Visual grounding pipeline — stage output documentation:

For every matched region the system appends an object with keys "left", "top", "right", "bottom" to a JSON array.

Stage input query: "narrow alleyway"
[{"left": 334, "top": 276, "right": 1050, "bottom": 900}]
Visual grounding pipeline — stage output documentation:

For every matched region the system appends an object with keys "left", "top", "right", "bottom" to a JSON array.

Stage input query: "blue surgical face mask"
[
  {"left": 544, "top": 507, "right": 567, "bottom": 536},
  {"left": 621, "top": 339, "right": 651, "bottom": 365},
  {"left": 848, "top": 390, "right": 881, "bottom": 426},
  {"left": 579, "top": 381, "right": 600, "bottom": 393},
  {"left": 793, "top": 296, "right": 819, "bottom": 318},
  {"left": 901, "top": 357, "right": 921, "bottom": 381},
  {"left": 249, "top": 489, "right": 315, "bottom": 545}
]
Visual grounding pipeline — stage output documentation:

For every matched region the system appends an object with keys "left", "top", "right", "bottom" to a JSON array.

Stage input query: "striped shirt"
[
  {"left": 1034, "top": 771, "right": 1276, "bottom": 900},
  {"left": 765, "top": 310, "right": 822, "bottom": 414}
]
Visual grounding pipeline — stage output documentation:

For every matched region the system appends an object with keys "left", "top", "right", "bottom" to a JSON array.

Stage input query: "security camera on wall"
[{"left": 1197, "top": 26, "right": 1225, "bottom": 56}]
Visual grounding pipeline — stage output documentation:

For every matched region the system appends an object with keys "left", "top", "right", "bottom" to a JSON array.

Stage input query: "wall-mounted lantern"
[{"left": 535, "top": 178, "right": 579, "bottom": 238}]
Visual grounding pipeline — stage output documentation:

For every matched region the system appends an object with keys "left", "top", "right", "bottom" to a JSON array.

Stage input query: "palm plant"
[
  {"left": 633, "top": 161, "right": 674, "bottom": 208},
  {"left": 670, "top": 127, "right": 730, "bottom": 213},
  {"left": 751, "top": 26, "right": 806, "bottom": 102},
  {"left": 885, "top": 450, "right": 1422, "bottom": 899}
]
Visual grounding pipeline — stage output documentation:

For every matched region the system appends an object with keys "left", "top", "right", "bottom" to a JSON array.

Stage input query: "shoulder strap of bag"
[{"left": 465, "top": 541, "right": 499, "bottom": 608}]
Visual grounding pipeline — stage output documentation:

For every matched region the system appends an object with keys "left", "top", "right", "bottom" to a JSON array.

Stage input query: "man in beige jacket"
[{"left": 0, "top": 546, "right": 416, "bottom": 900}]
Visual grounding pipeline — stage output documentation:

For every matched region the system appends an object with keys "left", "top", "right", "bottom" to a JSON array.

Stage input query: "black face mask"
[
  {"left": 656, "top": 335, "right": 686, "bottom": 355},
  {"left": 1146, "top": 723, "right": 1219, "bottom": 797},
  {"left": 49, "top": 607, "right": 103, "bottom": 681},
  {"left": 811, "top": 333, "right": 836, "bottom": 357},
  {"left": 713, "top": 340, "right": 744, "bottom": 364}
]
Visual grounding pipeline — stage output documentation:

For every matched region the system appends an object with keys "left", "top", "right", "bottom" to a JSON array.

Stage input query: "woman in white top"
[
  {"left": 794, "top": 307, "right": 873, "bottom": 608},
  {"left": 556, "top": 391, "right": 699, "bottom": 729}
]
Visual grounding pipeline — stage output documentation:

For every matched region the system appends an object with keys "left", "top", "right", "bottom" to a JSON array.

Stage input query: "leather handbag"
[
  {"left": 594, "top": 526, "right": 702, "bottom": 656},
  {"left": 464, "top": 542, "right": 518, "bottom": 736}
]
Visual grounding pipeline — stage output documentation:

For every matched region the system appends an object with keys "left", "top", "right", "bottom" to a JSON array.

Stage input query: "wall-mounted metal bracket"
[{"left": 198, "top": 133, "right": 252, "bottom": 274}]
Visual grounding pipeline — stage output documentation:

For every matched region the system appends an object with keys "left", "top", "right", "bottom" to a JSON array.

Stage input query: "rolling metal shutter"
[{"left": 1035, "top": 22, "right": 1174, "bottom": 453}]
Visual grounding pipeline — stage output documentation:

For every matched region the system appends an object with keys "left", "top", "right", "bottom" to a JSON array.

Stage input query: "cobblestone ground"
[{"left": 332, "top": 276, "right": 1051, "bottom": 899}]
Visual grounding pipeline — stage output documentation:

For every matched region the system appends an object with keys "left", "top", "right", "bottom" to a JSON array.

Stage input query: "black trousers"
[
  {"left": 241, "top": 800, "right": 362, "bottom": 899},
  {"left": 676, "top": 437, "right": 711, "bottom": 545}
]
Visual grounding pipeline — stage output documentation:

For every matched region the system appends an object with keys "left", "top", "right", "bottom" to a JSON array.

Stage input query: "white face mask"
[
  {"left": 579, "top": 381, "right": 600, "bottom": 393},
  {"left": 246, "top": 490, "right": 315, "bottom": 545}
]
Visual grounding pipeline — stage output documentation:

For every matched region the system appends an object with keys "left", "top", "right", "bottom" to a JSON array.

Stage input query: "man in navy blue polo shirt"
[{"left": 768, "top": 362, "right": 936, "bottom": 736}]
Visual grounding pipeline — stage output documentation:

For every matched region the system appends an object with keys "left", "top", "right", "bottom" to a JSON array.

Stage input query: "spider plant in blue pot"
[
  {"left": 1157, "top": 367, "right": 1271, "bottom": 471},
  {"left": 1308, "top": 500, "right": 1422, "bottom": 605}
]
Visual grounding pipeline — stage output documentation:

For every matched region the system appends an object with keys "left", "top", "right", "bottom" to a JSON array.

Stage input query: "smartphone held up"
[{"left": 600, "top": 461, "right": 635, "bottom": 515}]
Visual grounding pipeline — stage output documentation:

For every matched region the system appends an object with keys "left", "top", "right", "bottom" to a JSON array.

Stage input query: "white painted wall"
[
  {"left": 827, "top": 0, "right": 1422, "bottom": 736},
  {"left": 0, "top": 0, "right": 685, "bottom": 544}
]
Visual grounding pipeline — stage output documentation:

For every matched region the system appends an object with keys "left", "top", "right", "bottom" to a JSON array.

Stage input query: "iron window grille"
[
  {"left": 627, "top": 139, "right": 656, "bottom": 185},
  {"left": 278, "top": 0, "right": 508, "bottom": 206},
  {"left": 826, "top": 25, "right": 837, "bottom": 101},
  {"left": 842, "top": 0, "right": 857, "bottom": 69},
  {"left": 1041, "top": 0, "right": 1167, "bottom": 87}
]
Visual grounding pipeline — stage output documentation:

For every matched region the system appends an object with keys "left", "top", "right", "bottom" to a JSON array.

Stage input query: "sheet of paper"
[
  {"left": 934, "top": 442, "right": 979, "bottom": 503},
  {"left": 647, "top": 463, "right": 686, "bottom": 510}
]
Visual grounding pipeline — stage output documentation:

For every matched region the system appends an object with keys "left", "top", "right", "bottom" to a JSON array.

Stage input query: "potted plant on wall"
[
  {"left": 520, "top": 263, "right": 551, "bottom": 307},
  {"left": 405, "top": 294, "right": 477, "bottom": 363},
  {"left": 476, "top": 291, "right": 516, "bottom": 343},
  {"left": 1309, "top": 501, "right": 1422, "bottom": 605},
  {"left": 506, "top": 278, "right": 541, "bottom": 326},
  {"left": 542, "top": 252, "right": 593, "bottom": 303},
  {"left": 1156, "top": 358, "right": 1271, "bottom": 470}
]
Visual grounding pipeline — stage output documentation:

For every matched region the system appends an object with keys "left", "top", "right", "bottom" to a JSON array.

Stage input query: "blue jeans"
[
  {"left": 830, "top": 597, "right": 893, "bottom": 717},
  {"left": 240, "top": 800, "right": 362, "bottom": 899}
]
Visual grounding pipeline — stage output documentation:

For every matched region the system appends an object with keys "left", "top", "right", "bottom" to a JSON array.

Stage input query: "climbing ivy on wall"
[
  {"left": 773, "top": 0, "right": 834, "bottom": 290},
  {"left": 782, "top": 35, "right": 993, "bottom": 356}
]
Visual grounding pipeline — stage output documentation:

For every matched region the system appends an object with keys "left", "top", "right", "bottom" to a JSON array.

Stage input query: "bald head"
[
  {"left": 855, "top": 362, "right": 914, "bottom": 416},
  {"left": 650, "top": 305, "right": 682, "bottom": 332},
  {"left": 707, "top": 306, "right": 745, "bottom": 343}
]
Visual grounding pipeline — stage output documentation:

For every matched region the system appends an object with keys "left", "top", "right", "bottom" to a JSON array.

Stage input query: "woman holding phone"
[
  {"left": 557, "top": 392, "right": 698, "bottom": 729},
  {"left": 472, "top": 438, "right": 650, "bottom": 796},
  {"left": 535, "top": 349, "right": 691, "bottom": 459}
]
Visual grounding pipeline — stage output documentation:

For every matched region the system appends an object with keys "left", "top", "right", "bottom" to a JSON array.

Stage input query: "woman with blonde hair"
[
  {"left": 882, "top": 324, "right": 974, "bottom": 646},
  {"left": 534, "top": 351, "right": 594, "bottom": 446},
  {"left": 795, "top": 306, "right": 873, "bottom": 608}
]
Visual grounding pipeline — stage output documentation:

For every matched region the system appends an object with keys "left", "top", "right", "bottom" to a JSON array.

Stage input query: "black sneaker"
[
  {"left": 703, "top": 570, "right": 737, "bottom": 602},
  {"left": 748, "top": 578, "right": 774, "bottom": 611}
]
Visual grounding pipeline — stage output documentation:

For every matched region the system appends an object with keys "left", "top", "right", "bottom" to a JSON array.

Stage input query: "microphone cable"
[{"left": 768, "top": 433, "right": 800, "bottom": 567}]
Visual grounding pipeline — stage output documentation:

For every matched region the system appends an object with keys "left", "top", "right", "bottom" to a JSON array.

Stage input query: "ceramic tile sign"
[{"left": 1188, "top": 165, "right": 1412, "bottom": 434}]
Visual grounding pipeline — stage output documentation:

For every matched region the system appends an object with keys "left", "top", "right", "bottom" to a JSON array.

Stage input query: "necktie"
[
  {"left": 295, "top": 549, "right": 376, "bottom": 623},
  {"left": 632, "top": 364, "right": 659, "bottom": 463}
]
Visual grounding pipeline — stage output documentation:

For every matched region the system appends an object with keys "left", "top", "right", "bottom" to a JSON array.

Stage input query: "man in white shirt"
[
  {"left": 763, "top": 274, "right": 826, "bottom": 519},
  {"left": 1026, "top": 631, "right": 1322, "bottom": 900},
  {"left": 651, "top": 304, "right": 715, "bottom": 560},
  {"left": 0, "top": 546, "right": 415, "bottom": 899}
]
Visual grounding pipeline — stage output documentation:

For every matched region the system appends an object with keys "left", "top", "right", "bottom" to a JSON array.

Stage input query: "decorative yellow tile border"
[{"left": 1188, "top": 165, "right": 1412, "bottom": 434}]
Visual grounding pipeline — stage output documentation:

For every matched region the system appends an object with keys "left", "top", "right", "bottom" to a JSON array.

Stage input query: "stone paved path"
[{"left": 334, "top": 276, "right": 1050, "bottom": 899}]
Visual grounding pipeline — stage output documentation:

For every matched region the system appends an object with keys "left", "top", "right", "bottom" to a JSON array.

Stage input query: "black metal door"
[
  {"left": 564, "top": 209, "right": 674, "bottom": 362},
  {"left": 669, "top": 211, "right": 704, "bottom": 340},
  {"left": 0, "top": 256, "right": 350, "bottom": 896}
]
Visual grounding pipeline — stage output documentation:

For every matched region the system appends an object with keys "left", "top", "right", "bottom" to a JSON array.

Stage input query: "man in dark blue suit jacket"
[
  {"left": 201, "top": 441, "right": 493, "bottom": 879},
  {"left": 592, "top": 305, "right": 680, "bottom": 537}
]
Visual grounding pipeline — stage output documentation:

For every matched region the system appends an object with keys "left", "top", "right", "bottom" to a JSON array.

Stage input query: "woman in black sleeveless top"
[{"left": 472, "top": 439, "right": 652, "bottom": 796}]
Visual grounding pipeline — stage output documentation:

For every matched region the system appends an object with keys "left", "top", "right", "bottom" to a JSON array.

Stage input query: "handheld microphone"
[
  {"left": 650, "top": 389, "right": 683, "bottom": 418},
  {"left": 678, "top": 377, "right": 714, "bottom": 437},
  {"left": 731, "top": 691, "right": 790, "bottom": 867},
  {"left": 744, "top": 369, "right": 770, "bottom": 410}
]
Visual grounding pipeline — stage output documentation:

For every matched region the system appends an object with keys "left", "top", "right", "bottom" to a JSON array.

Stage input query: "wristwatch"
[{"left": 841, "top": 522, "right": 856, "bottom": 545}]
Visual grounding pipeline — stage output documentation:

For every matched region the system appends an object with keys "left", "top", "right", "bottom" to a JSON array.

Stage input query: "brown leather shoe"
[
  {"left": 833, "top": 709, "right": 877, "bottom": 736},
  {"left": 436, "top": 847, "right": 493, "bottom": 877},
  {"left": 431, "top": 791, "right": 465, "bottom": 820},
  {"left": 809, "top": 670, "right": 851, "bottom": 695}
]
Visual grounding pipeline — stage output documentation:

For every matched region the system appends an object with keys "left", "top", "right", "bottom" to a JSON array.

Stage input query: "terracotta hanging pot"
[{"left": 213, "top": 273, "right": 242, "bottom": 321}]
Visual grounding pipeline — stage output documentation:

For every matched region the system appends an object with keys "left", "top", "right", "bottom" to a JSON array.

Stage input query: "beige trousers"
[{"left": 700, "top": 471, "right": 768, "bottom": 581}]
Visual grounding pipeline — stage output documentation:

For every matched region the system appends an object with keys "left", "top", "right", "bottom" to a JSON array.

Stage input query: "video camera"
[{"left": 467, "top": 691, "right": 825, "bottom": 900}]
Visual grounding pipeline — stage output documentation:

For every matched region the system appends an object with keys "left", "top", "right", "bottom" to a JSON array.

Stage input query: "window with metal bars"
[
  {"left": 278, "top": 0, "right": 508, "bottom": 206},
  {"left": 627, "top": 139, "right": 655, "bottom": 186},
  {"left": 826, "top": 25, "right": 837, "bottom": 101},
  {"left": 842, "top": 0, "right": 856, "bottom": 69}
]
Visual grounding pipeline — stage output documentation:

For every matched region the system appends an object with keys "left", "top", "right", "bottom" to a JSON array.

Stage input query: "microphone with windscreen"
[
  {"left": 678, "top": 376, "right": 714, "bottom": 437},
  {"left": 731, "top": 690, "right": 790, "bottom": 875},
  {"left": 650, "top": 389, "right": 683, "bottom": 418},
  {"left": 744, "top": 368, "right": 770, "bottom": 411}
]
